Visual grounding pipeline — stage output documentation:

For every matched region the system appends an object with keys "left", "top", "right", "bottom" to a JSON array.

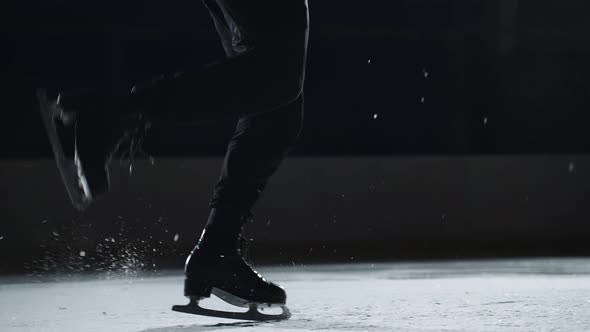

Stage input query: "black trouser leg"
[
  {"left": 188, "top": 1, "right": 307, "bottom": 237},
  {"left": 199, "top": 96, "right": 303, "bottom": 249},
  {"left": 209, "top": 95, "right": 304, "bottom": 215}
]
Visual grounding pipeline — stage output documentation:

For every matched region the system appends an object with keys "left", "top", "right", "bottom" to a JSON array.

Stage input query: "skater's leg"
[
  {"left": 178, "top": 1, "right": 306, "bottom": 318},
  {"left": 202, "top": 95, "right": 304, "bottom": 237},
  {"left": 182, "top": 96, "right": 303, "bottom": 312},
  {"left": 180, "top": 0, "right": 305, "bottom": 219}
]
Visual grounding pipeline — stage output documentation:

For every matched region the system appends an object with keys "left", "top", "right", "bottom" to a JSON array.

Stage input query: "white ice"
[{"left": 2, "top": 258, "right": 590, "bottom": 332}]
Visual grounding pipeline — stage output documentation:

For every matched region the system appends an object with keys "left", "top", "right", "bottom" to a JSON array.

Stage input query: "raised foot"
[
  {"left": 36, "top": 88, "right": 91, "bottom": 211},
  {"left": 172, "top": 298, "right": 291, "bottom": 321}
]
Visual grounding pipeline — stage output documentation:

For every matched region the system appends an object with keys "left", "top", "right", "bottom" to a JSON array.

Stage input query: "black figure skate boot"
[
  {"left": 172, "top": 209, "right": 291, "bottom": 321},
  {"left": 37, "top": 89, "right": 151, "bottom": 211}
]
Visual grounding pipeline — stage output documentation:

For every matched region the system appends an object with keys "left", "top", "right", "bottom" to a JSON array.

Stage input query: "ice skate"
[
  {"left": 172, "top": 250, "right": 291, "bottom": 321},
  {"left": 37, "top": 88, "right": 151, "bottom": 211},
  {"left": 173, "top": 209, "right": 291, "bottom": 321}
]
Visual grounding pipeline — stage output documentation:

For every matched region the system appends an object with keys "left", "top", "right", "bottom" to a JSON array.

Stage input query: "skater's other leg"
[{"left": 37, "top": 89, "right": 151, "bottom": 211}]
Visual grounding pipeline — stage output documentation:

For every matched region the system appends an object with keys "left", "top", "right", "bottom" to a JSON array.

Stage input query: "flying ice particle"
[
  {"left": 79, "top": 251, "right": 86, "bottom": 257},
  {"left": 173, "top": 234, "right": 179, "bottom": 242},
  {"left": 422, "top": 68, "right": 429, "bottom": 78},
  {"left": 0, "top": 236, "right": 4, "bottom": 240},
  {"left": 373, "top": 113, "right": 378, "bottom": 119},
  {"left": 367, "top": 59, "right": 372, "bottom": 64},
  {"left": 484, "top": 117, "right": 488, "bottom": 125},
  {"left": 420, "top": 96, "right": 425, "bottom": 104},
  {"left": 569, "top": 162, "right": 575, "bottom": 173}
]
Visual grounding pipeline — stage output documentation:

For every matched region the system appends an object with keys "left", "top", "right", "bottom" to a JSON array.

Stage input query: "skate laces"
[{"left": 110, "top": 113, "right": 155, "bottom": 175}]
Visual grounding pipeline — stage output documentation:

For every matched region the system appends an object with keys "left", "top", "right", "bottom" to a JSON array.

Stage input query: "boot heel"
[{"left": 184, "top": 278, "right": 213, "bottom": 298}]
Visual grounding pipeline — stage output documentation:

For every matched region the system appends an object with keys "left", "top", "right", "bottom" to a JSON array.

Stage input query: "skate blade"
[
  {"left": 37, "top": 88, "right": 91, "bottom": 211},
  {"left": 172, "top": 298, "right": 291, "bottom": 321}
]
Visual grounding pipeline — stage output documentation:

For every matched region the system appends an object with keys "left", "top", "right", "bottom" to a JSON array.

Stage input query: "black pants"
[{"left": 143, "top": 0, "right": 309, "bottom": 217}]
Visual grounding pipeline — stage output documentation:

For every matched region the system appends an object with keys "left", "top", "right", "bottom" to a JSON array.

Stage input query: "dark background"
[
  {"left": 1, "top": 0, "right": 589, "bottom": 274},
  {"left": 4, "top": 0, "right": 590, "bottom": 157}
]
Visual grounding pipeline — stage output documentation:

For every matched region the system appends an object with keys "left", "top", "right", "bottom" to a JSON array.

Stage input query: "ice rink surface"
[{"left": 2, "top": 258, "right": 590, "bottom": 332}]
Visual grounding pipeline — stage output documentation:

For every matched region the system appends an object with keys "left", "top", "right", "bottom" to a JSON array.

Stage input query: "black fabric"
[
  {"left": 130, "top": 0, "right": 308, "bottom": 222},
  {"left": 166, "top": 0, "right": 308, "bottom": 218}
]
